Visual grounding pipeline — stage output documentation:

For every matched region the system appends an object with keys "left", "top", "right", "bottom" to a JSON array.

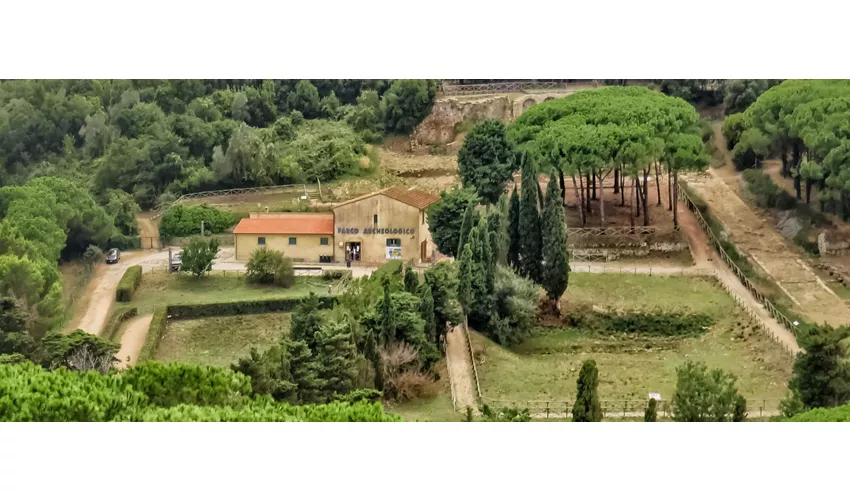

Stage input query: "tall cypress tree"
[
  {"left": 403, "top": 265, "right": 419, "bottom": 294},
  {"left": 519, "top": 155, "right": 543, "bottom": 283},
  {"left": 364, "top": 330, "right": 384, "bottom": 392},
  {"left": 457, "top": 201, "right": 478, "bottom": 257},
  {"left": 487, "top": 193, "right": 509, "bottom": 266},
  {"left": 290, "top": 292, "right": 322, "bottom": 351},
  {"left": 572, "top": 359, "right": 602, "bottom": 422},
  {"left": 419, "top": 284, "right": 437, "bottom": 348},
  {"left": 542, "top": 174, "right": 570, "bottom": 313},
  {"left": 507, "top": 185, "right": 521, "bottom": 270},
  {"left": 457, "top": 242, "right": 474, "bottom": 317},
  {"left": 312, "top": 321, "right": 358, "bottom": 402},
  {"left": 379, "top": 276, "right": 396, "bottom": 343}
]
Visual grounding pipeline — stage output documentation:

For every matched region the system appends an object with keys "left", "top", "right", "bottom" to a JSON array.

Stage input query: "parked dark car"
[{"left": 106, "top": 248, "right": 120, "bottom": 264}]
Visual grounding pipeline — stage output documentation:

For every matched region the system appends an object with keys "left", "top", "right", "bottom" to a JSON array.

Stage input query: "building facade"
[
  {"left": 331, "top": 187, "right": 440, "bottom": 265},
  {"left": 231, "top": 187, "right": 440, "bottom": 265},
  {"left": 233, "top": 213, "right": 335, "bottom": 262}
]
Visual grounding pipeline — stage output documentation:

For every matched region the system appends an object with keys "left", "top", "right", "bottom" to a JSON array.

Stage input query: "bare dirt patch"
[
  {"left": 116, "top": 313, "right": 153, "bottom": 368},
  {"left": 683, "top": 169, "right": 850, "bottom": 326}
]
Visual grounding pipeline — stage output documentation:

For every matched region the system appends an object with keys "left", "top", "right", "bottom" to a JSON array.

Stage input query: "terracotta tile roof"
[
  {"left": 233, "top": 213, "right": 334, "bottom": 235},
  {"left": 333, "top": 187, "right": 441, "bottom": 210}
]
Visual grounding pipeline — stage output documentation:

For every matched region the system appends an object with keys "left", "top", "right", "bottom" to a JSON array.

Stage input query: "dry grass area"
[
  {"left": 59, "top": 260, "right": 96, "bottom": 330},
  {"left": 154, "top": 312, "right": 291, "bottom": 367},
  {"left": 386, "top": 359, "right": 462, "bottom": 422},
  {"left": 471, "top": 274, "right": 793, "bottom": 405}
]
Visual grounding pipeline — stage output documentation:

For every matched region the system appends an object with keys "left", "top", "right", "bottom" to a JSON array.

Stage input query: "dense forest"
[{"left": 0, "top": 79, "right": 439, "bottom": 209}]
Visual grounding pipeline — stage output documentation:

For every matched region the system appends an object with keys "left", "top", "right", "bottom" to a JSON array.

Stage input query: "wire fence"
[
  {"left": 677, "top": 182, "right": 801, "bottom": 339},
  {"left": 440, "top": 81, "right": 588, "bottom": 96},
  {"left": 151, "top": 182, "right": 325, "bottom": 219},
  {"left": 462, "top": 317, "right": 482, "bottom": 400},
  {"left": 480, "top": 397, "right": 783, "bottom": 420},
  {"left": 569, "top": 264, "right": 714, "bottom": 276},
  {"left": 567, "top": 226, "right": 659, "bottom": 237}
]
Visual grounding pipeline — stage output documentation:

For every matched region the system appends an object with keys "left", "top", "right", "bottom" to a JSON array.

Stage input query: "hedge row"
[
  {"left": 137, "top": 306, "right": 168, "bottom": 364},
  {"left": 116, "top": 266, "right": 143, "bottom": 302},
  {"left": 322, "top": 269, "right": 352, "bottom": 281},
  {"left": 103, "top": 308, "right": 139, "bottom": 342},
  {"left": 565, "top": 307, "right": 714, "bottom": 337},
  {"left": 166, "top": 296, "right": 335, "bottom": 320}
]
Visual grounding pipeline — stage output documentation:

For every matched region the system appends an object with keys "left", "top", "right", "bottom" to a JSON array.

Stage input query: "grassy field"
[
  {"left": 154, "top": 312, "right": 291, "bottom": 367},
  {"left": 385, "top": 360, "right": 463, "bottom": 422},
  {"left": 117, "top": 271, "right": 333, "bottom": 315},
  {"left": 473, "top": 274, "right": 794, "bottom": 405}
]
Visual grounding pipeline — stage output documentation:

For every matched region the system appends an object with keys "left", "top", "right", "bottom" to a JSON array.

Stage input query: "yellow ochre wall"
[
  {"left": 332, "top": 194, "right": 425, "bottom": 264},
  {"left": 235, "top": 233, "right": 334, "bottom": 262}
]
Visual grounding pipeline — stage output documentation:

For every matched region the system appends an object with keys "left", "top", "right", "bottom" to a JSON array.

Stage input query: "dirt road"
[
  {"left": 683, "top": 169, "right": 850, "bottom": 327},
  {"left": 446, "top": 324, "right": 478, "bottom": 414},
  {"left": 116, "top": 313, "right": 153, "bottom": 368},
  {"left": 70, "top": 250, "right": 169, "bottom": 336}
]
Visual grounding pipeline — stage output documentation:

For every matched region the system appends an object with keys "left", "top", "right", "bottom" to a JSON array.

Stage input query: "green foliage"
[
  {"left": 116, "top": 265, "right": 142, "bottom": 302},
  {"left": 480, "top": 404, "right": 531, "bottom": 422},
  {"left": 487, "top": 194, "right": 510, "bottom": 266},
  {"left": 564, "top": 307, "right": 714, "bottom": 337},
  {"left": 40, "top": 329, "right": 119, "bottom": 371},
  {"left": 519, "top": 155, "right": 543, "bottom": 283},
  {"left": 541, "top": 174, "right": 569, "bottom": 306},
  {"left": 321, "top": 269, "right": 351, "bottom": 281},
  {"left": 419, "top": 283, "right": 437, "bottom": 348},
  {"left": 788, "top": 323, "right": 850, "bottom": 409},
  {"left": 0, "top": 254, "right": 63, "bottom": 335},
  {"left": 427, "top": 186, "right": 480, "bottom": 258},
  {"left": 287, "top": 80, "right": 321, "bottom": 119},
  {"left": 0, "top": 361, "right": 400, "bottom": 422},
  {"left": 572, "top": 359, "right": 602, "bottom": 422},
  {"left": 381, "top": 79, "right": 438, "bottom": 134},
  {"left": 138, "top": 306, "right": 168, "bottom": 363},
  {"left": 487, "top": 265, "right": 538, "bottom": 346},
  {"left": 290, "top": 292, "right": 324, "bottom": 350},
  {"left": 723, "top": 80, "right": 782, "bottom": 115},
  {"left": 403, "top": 266, "right": 419, "bottom": 294},
  {"left": 181, "top": 237, "right": 220, "bottom": 278},
  {"left": 672, "top": 361, "right": 745, "bottom": 422},
  {"left": 457, "top": 119, "right": 517, "bottom": 204},
  {"left": 644, "top": 399, "right": 658, "bottom": 422},
  {"left": 158, "top": 204, "right": 239, "bottom": 241},
  {"left": 423, "top": 261, "right": 462, "bottom": 337},
  {"left": 457, "top": 201, "right": 479, "bottom": 258},
  {"left": 721, "top": 112, "right": 751, "bottom": 150},
  {"left": 786, "top": 403, "right": 850, "bottom": 422},
  {"left": 105, "top": 189, "right": 140, "bottom": 236},
  {"left": 742, "top": 169, "right": 796, "bottom": 209},
  {"left": 166, "top": 295, "right": 335, "bottom": 321},
  {"left": 120, "top": 362, "right": 253, "bottom": 407},
  {"left": 507, "top": 186, "right": 521, "bottom": 270},
  {"left": 245, "top": 247, "right": 295, "bottom": 287}
]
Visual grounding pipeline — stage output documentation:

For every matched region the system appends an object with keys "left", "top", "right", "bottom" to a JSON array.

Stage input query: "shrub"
[
  {"left": 672, "top": 361, "right": 744, "bottom": 422},
  {"left": 116, "top": 265, "right": 142, "bottom": 302},
  {"left": 181, "top": 237, "right": 220, "bottom": 278},
  {"left": 137, "top": 306, "right": 167, "bottom": 363},
  {"left": 158, "top": 204, "right": 240, "bottom": 241},
  {"left": 722, "top": 112, "right": 750, "bottom": 150},
  {"left": 83, "top": 245, "right": 103, "bottom": 266},
  {"left": 322, "top": 269, "right": 352, "bottom": 281},
  {"left": 564, "top": 307, "right": 713, "bottom": 337},
  {"left": 274, "top": 257, "right": 295, "bottom": 288},
  {"left": 166, "top": 296, "right": 335, "bottom": 320},
  {"left": 120, "top": 362, "right": 254, "bottom": 407},
  {"left": 104, "top": 307, "right": 138, "bottom": 342},
  {"left": 245, "top": 247, "right": 294, "bottom": 287},
  {"left": 644, "top": 399, "right": 658, "bottom": 422}
]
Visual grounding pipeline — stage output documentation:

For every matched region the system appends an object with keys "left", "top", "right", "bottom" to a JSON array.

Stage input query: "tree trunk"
[
  {"left": 629, "top": 174, "right": 635, "bottom": 229},
  {"left": 673, "top": 170, "right": 679, "bottom": 229},
  {"left": 805, "top": 179, "right": 812, "bottom": 204},
  {"left": 654, "top": 163, "right": 662, "bottom": 205},
  {"left": 667, "top": 170, "right": 673, "bottom": 211},
  {"left": 613, "top": 168, "right": 620, "bottom": 194},
  {"left": 635, "top": 175, "right": 642, "bottom": 217},
  {"left": 780, "top": 150, "right": 789, "bottom": 178},
  {"left": 585, "top": 172, "right": 591, "bottom": 213},
  {"left": 592, "top": 172, "right": 597, "bottom": 200},
  {"left": 794, "top": 175, "right": 802, "bottom": 200},
  {"left": 558, "top": 168, "right": 567, "bottom": 206},
  {"left": 620, "top": 168, "right": 626, "bottom": 206},
  {"left": 642, "top": 168, "right": 650, "bottom": 226},
  {"left": 572, "top": 174, "right": 586, "bottom": 227},
  {"left": 599, "top": 174, "right": 605, "bottom": 228}
]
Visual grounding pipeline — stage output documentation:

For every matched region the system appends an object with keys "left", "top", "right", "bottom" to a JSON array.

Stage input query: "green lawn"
[
  {"left": 384, "top": 360, "right": 464, "bottom": 422},
  {"left": 155, "top": 312, "right": 291, "bottom": 367},
  {"left": 475, "top": 275, "right": 794, "bottom": 406},
  {"left": 119, "top": 271, "right": 333, "bottom": 315}
]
